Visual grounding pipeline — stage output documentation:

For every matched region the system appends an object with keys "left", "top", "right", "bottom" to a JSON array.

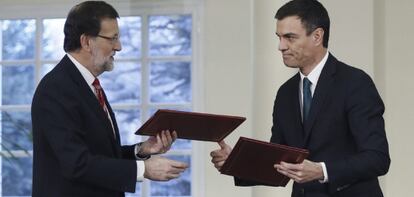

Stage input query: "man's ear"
[
  {"left": 312, "top": 28, "right": 324, "bottom": 46},
  {"left": 80, "top": 34, "right": 92, "bottom": 52}
]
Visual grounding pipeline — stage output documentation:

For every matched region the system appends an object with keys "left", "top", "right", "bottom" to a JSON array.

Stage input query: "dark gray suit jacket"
[
  {"left": 236, "top": 54, "right": 390, "bottom": 197},
  {"left": 32, "top": 55, "right": 137, "bottom": 197}
]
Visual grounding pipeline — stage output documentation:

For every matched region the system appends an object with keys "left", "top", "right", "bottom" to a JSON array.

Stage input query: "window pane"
[
  {"left": 149, "top": 15, "right": 192, "bottom": 56},
  {"left": 113, "top": 109, "right": 141, "bottom": 146},
  {"left": 1, "top": 65, "right": 35, "bottom": 105},
  {"left": 41, "top": 63, "right": 56, "bottom": 79},
  {"left": 149, "top": 61, "right": 191, "bottom": 103},
  {"left": 101, "top": 62, "right": 141, "bottom": 104},
  {"left": 1, "top": 157, "right": 32, "bottom": 196},
  {"left": 1, "top": 20, "right": 35, "bottom": 60},
  {"left": 1, "top": 111, "right": 32, "bottom": 151},
  {"left": 42, "top": 19, "right": 65, "bottom": 60},
  {"left": 150, "top": 155, "right": 191, "bottom": 196},
  {"left": 118, "top": 16, "right": 141, "bottom": 58}
]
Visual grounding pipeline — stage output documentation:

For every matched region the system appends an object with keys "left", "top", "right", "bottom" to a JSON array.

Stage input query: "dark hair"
[
  {"left": 275, "top": 0, "right": 330, "bottom": 48},
  {"left": 63, "top": 1, "right": 119, "bottom": 52}
]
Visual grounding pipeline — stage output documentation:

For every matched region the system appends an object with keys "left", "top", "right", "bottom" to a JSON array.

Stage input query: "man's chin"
[
  {"left": 283, "top": 62, "right": 299, "bottom": 68},
  {"left": 104, "top": 62, "right": 114, "bottom": 72}
]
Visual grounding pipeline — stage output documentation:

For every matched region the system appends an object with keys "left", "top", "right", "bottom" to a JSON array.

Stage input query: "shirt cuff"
[
  {"left": 136, "top": 161, "right": 145, "bottom": 182},
  {"left": 319, "top": 162, "right": 329, "bottom": 183}
]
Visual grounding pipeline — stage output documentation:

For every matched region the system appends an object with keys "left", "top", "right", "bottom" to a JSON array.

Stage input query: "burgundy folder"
[
  {"left": 220, "top": 137, "right": 309, "bottom": 186},
  {"left": 135, "top": 109, "right": 246, "bottom": 142}
]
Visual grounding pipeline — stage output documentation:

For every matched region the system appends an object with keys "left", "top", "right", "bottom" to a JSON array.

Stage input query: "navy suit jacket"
[
  {"left": 236, "top": 54, "right": 390, "bottom": 197},
  {"left": 32, "top": 55, "right": 137, "bottom": 197}
]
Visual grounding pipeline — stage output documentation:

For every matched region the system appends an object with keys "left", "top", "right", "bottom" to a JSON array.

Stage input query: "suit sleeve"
[
  {"left": 325, "top": 72, "right": 390, "bottom": 192},
  {"left": 32, "top": 83, "right": 137, "bottom": 192}
]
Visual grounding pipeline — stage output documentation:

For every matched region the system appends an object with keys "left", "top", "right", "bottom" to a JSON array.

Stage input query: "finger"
[
  {"left": 162, "top": 130, "right": 173, "bottom": 151},
  {"left": 280, "top": 161, "right": 302, "bottom": 171},
  {"left": 276, "top": 163, "right": 297, "bottom": 176},
  {"left": 211, "top": 156, "right": 226, "bottom": 163},
  {"left": 211, "top": 157, "right": 227, "bottom": 163},
  {"left": 214, "top": 161, "right": 225, "bottom": 170},
  {"left": 169, "top": 167, "right": 187, "bottom": 174},
  {"left": 156, "top": 132, "right": 162, "bottom": 143},
  {"left": 277, "top": 166, "right": 304, "bottom": 182},
  {"left": 164, "top": 130, "right": 173, "bottom": 144},
  {"left": 210, "top": 150, "right": 222, "bottom": 157},
  {"left": 218, "top": 140, "right": 228, "bottom": 149},
  {"left": 171, "top": 130, "right": 178, "bottom": 142},
  {"left": 210, "top": 152, "right": 228, "bottom": 161},
  {"left": 160, "top": 130, "right": 169, "bottom": 148},
  {"left": 276, "top": 167, "right": 297, "bottom": 180},
  {"left": 169, "top": 160, "right": 189, "bottom": 169},
  {"left": 210, "top": 150, "right": 225, "bottom": 157},
  {"left": 166, "top": 173, "right": 180, "bottom": 180},
  {"left": 279, "top": 164, "right": 299, "bottom": 175}
]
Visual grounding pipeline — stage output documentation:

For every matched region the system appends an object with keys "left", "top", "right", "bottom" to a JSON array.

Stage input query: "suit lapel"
[
  {"left": 102, "top": 91, "right": 122, "bottom": 146},
  {"left": 63, "top": 55, "right": 121, "bottom": 156},
  {"left": 303, "top": 54, "right": 337, "bottom": 142}
]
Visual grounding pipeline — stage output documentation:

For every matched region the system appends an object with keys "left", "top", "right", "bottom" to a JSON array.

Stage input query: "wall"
[
  {"left": 379, "top": 0, "right": 414, "bottom": 196},
  {"left": 202, "top": 0, "right": 254, "bottom": 197}
]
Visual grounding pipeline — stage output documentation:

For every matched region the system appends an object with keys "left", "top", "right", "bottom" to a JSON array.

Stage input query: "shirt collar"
[
  {"left": 67, "top": 53, "right": 96, "bottom": 91},
  {"left": 300, "top": 51, "right": 329, "bottom": 85}
]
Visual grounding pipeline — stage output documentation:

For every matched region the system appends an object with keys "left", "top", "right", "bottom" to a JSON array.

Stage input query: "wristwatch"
[{"left": 135, "top": 142, "right": 151, "bottom": 160}]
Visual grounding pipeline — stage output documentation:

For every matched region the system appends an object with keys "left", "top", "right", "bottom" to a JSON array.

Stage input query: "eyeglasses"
[{"left": 97, "top": 34, "right": 120, "bottom": 44}]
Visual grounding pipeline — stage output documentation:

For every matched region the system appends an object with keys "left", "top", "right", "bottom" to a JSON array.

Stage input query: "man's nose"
[
  {"left": 278, "top": 39, "right": 287, "bottom": 52},
  {"left": 113, "top": 39, "right": 122, "bottom": 51}
]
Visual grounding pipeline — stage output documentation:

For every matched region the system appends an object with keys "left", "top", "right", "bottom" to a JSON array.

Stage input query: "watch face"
[{"left": 135, "top": 143, "right": 151, "bottom": 160}]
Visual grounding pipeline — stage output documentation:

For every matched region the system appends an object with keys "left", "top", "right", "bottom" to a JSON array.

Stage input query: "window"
[{"left": 0, "top": 1, "right": 199, "bottom": 196}]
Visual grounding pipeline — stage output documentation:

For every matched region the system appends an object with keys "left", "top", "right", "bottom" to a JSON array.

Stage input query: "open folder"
[
  {"left": 135, "top": 109, "right": 246, "bottom": 142},
  {"left": 220, "top": 137, "right": 309, "bottom": 186}
]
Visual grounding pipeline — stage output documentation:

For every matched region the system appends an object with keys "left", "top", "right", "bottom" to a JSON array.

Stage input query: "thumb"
[{"left": 218, "top": 140, "right": 228, "bottom": 149}]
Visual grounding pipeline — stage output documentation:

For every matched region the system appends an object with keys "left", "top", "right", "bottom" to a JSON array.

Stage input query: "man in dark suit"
[
  {"left": 31, "top": 1, "right": 188, "bottom": 197},
  {"left": 210, "top": 0, "right": 390, "bottom": 196}
]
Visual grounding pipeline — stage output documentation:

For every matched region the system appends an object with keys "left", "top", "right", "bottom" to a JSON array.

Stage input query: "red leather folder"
[
  {"left": 220, "top": 137, "right": 309, "bottom": 186},
  {"left": 135, "top": 109, "right": 246, "bottom": 142}
]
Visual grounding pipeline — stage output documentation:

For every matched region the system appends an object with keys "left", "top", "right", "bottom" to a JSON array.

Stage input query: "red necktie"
[
  {"left": 92, "top": 78, "right": 108, "bottom": 114},
  {"left": 92, "top": 78, "right": 116, "bottom": 139}
]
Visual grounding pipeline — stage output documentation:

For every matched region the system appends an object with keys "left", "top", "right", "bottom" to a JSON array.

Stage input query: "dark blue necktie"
[{"left": 303, "top": 77, "right": 312, "bottom": 122}]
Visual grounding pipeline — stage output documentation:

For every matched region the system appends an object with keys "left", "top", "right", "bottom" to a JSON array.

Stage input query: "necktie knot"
[
  {"left": 92, "top": 78, "right": 102, "bottom": 90},
  {"left": 303, "top": 77, "right": 312, "bottom": 122}
]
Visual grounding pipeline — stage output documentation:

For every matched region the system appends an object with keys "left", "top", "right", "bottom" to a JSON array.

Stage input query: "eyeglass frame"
[{"left": 96, "top": 34, "right": 120, "bottom": 44}]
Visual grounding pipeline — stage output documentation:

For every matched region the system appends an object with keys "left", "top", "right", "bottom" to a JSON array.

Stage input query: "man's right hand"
[
  {"left": 210, "top": 140, "right": 232, "bottom": 171},
  {"left": 144, "top": 156, "right": 188, "bottom": 181}
]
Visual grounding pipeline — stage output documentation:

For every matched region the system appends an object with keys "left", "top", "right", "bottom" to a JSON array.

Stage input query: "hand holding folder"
[
  {"left": 220, "top": 137, "right": 309, "bottom": 186},
  {"left": 136, "top": 109, "right": 246, "bottom": 142}
]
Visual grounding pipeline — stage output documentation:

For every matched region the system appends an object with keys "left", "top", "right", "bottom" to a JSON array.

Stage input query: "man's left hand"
[
  {"left": 140, "top": 130, "right": 177, "bottom": 155},
  {"left": 274, "top": 159, "right": 324, "bottom": 183}
]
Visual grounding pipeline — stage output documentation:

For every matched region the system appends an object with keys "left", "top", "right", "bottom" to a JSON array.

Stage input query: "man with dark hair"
[
  {"left": 210, "top": 0, "right": 390, "bottom": 196},
  {"left": 32, "top": 1, "right": 187, "bottom": 196}
]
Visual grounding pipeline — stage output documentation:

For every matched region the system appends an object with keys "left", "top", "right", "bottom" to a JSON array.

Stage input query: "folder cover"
[
  {"left": 135, "top": 109, "right": 246, "bottom": 142},
  {"left": 220, "top": 137, "right": 309, "bottom": 186}
]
